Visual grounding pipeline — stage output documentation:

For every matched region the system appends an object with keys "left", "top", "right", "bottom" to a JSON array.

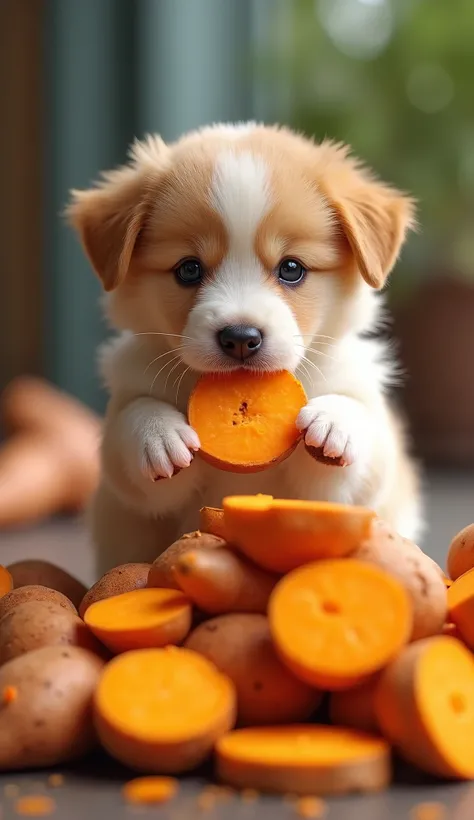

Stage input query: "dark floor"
[{"left": 1, "top": 468, "right": 473, "bottom": 819}]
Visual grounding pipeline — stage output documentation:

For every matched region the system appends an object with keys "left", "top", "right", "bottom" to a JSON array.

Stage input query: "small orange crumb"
[
  {"left": 46, "top": 775, "right": 64, "bottom": 789},
  {"left": 296, "top": 797, "right": 327, "bottom": 819},
  {"left": 122, "top": 776, "right": 178, "bottom": 805},
  {"left": 240, "top": 788, "right": 259, "bottom": 803},
  {"left": 2, "top": 685, "right": 18, "bottom": 705},
  {"left": 197, "top": 788, "right": 218, "bottom": 811},
  {"left": 410, "top": 802, "right": 447, "bottom": 820},
  {"left": 14, "top": 795, "right": 56, "bottom": 817},
  {"left": 4, "top": 784, "right": 20, "bottom": 798},
  {"left": 443, "top": 577, "right": 452, "bottom": 589}
]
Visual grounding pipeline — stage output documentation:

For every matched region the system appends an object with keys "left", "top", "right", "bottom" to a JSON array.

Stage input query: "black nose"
[{"left": 218, "top": 325, "right": 263, "bottom": 361}]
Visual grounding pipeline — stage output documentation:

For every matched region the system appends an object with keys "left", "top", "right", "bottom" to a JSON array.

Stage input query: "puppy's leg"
[
  {"left": 296, "top": 395, "right": 373, "bottom": 469},
  {"left": 101, "top": 397, "right": 202, "bottom": 515},
  {"left": 89, "top": 482, "right": 176, "bottom": 577}
]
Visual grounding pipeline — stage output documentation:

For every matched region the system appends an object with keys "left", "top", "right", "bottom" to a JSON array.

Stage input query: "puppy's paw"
[
  {"left": 141, "top": 421, "right": 200, "bottom": 481},
  {"left": 296, "top": 395, "right": 369, "bottom": 467}
]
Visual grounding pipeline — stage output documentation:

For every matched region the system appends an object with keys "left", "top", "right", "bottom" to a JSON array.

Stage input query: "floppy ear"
[
  {"left": 317, "top": 142, "right": 416, "bottom": 289},
  {"left": 66, "top": 135, "right": 168, "bottom": 291}
]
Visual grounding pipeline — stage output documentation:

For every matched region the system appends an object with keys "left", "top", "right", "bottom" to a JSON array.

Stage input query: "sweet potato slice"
[
  {"left": 224, "top": 495, "right": 375, "bottom": 573},
  {"left": 84, "top": 588, "right": 192, "bottom": 654},
  {"left": 188, "top": 371, "right": 306, "bottom": 473},
  {"left": 269, "top": 559, "right": 412, "bottom": 690},
  {"left": 447, "top": 568, "right": 474, "bottom": 649},
  {"left": 375, "top": 636, "right": 474, "bottom": 778},
  {"left": 94, "top": 647, "right": 236, "bottom": 772},
  {"left": 199, "top": 507, "right": 226, "bottom": 539},
  {"left": 215, "top": 726, "right": 391, "bottom": 795}
]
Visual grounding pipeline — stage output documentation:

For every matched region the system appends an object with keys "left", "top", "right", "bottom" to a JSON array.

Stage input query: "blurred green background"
[{"left": 2, "top": 0, "right": 474, "bottom": 462}]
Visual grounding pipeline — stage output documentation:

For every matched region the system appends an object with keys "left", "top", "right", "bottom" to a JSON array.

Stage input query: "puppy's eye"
[
  {"left": 175, "top": 259, "right": 203, "bottom": 285},
  {"left": 278, "top": 259, "right": 306, "bottom": 285}
]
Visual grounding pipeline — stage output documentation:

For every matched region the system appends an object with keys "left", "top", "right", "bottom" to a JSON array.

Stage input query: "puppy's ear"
[
  {"left": 317, "top": 142, "right": 416, "bottom": 289},
  {"left": 66, "top": 135, "right": 168, "bottom": 291}
]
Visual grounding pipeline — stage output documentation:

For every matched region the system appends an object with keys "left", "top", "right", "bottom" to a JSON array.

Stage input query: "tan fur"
[{"left": 68, "top": 123, "right": 422, "bottom": 575}]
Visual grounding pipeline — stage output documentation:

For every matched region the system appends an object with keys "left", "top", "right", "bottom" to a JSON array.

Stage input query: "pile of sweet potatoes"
[{"left": 2, "top": 498, "right": 474, "bottom": 796}]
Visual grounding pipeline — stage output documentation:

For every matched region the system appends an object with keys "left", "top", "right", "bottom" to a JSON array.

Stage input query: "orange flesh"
[
  {"left": 84, "top": 587, "right": 191, "bottom": 650},
  {"left": 0, "top": 566, "right": 13, "bottom": 596},
  {"left": 223, "top": 495, "right": 374, "bottom": 573},
  {"left": 199, "top": 507, "right": 227, "bottom": 539},
  {"left": 95, "top": 647, "right": 235, "bottom": 743},
  {"left": 447, "top": 569, "right": 474, "bottom": 648},
  {"left": 269, "top": 560, "right": 412, "bottom": 689},
  {"left": 416, "top": 637, "right": 474, "bottom": 778},
  {"left": 217, "top": 725, "right": 388, "bottom": 766},
  {"left": 122, "top": 776, "right": 178, "bottom": 804},
  {"left": 188, "top": 371, "right": 306, "bottom": 470}
]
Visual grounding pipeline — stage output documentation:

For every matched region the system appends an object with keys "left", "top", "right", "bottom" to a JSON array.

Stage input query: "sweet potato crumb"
[
  {"left": 122, "top": 776, "right": 178, "bottom": 805},
  {"left": 240, "top": 788, "right": 259, "bottom": 803},
  {"left": 4, "top": 784, "right": 20, "bottom": 798},
  {"left": 46, "top": 775, "right": 64, "bottom": 789},
  {"left": 410, "top": 802, "right": 447, "bottom": 820},
  {"left": 14, "top": 796, "right": 56, "bottom": 816},
  {"left": 296, "top": 797, "right": 327, "bottom": 818},
  {"left": 196, "top": 789, "right": 217, "bottom": 811},
  {"left": 2, "top": 685, "right": 18, "bottom": 704}
]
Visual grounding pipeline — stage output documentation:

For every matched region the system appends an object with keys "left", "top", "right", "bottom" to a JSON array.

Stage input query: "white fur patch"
[{"left": 211, "top": 149, "right": 270, "bottom": 256}]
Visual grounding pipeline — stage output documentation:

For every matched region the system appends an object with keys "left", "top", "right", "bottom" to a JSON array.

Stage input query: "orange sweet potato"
[
  {"left": 199, "top": 507, "right": 226, "bottom": 539},
  {"left": 184, "top": 614, "right": 321, "bottom": 725},
  {"left": 447, "top": 568, "right": 474, "bottom": 650},
  {"left": 269, "top": 559, "right": 412, "bottom": 690},
  {"left": 447, "top": 524, "right": 474, "bottom": 581},
  {"left": 173, "top": 548, "right": 278, "bottom": 614},
  {"left": 84, "top": 588, "right": 192, "bottom": 654},
  {"left": 148, "top": 532, "right": 226, "bottom": 590},
  {"left": 330, "top": 676, "right": 380, "bottom": 734},
  {"left": 188, "top": 371, "right": 306, "bottom": 473},
  {"left": 94, "top": 647, "right": 236, "bottom": 772},
  {"left": 353, "top": 520, "right": 447, "bottom": 641},
  {"left": 375, "top": 636, "right": 474, "bottom": 778},
  {"left": 215, "top": 726, "right": 391, "bottom": 795},
  {"left": 224, "top": 495, "right": 375, "bottom": 573},
  {"left": 79, "top": 563, "right": 151, "bottom": 618}
]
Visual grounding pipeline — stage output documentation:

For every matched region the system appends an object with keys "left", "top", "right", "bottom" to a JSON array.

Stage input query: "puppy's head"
[{"left": 67, "top": 124, "right": 415, "bottom": 374}]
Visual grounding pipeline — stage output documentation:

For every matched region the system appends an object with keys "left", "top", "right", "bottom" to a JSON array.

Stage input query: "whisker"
[
  {"left": 297, "top": 360, "right": 313, "bottom": 389},
  {"left": 143, "top": 345, "right": 191, "bottom": 375},
  {"left": 294, "top": 343, "right": 339, "bottom": 364},
  {"left": 149, "top": 355, "right": 182, "bottom": 394},
  {"left": 299, "top": 355, "right": 326, "bottom": 383},
  {"left": 175, "top": 367, "right": 190, "bottom": 405},
  {"left": 164, "top": 359, "right": 184, "bottom": 393},
  {"left": 293, "top": 333, "right": 337, "bottom": 342},
  {"left": 134, "top": 331, "right": 196, "bottom": 341}
]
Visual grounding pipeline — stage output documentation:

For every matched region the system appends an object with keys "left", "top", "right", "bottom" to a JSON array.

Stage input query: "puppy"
[{"left": 68, "top": 122, "right": 422, "bottom": 575}]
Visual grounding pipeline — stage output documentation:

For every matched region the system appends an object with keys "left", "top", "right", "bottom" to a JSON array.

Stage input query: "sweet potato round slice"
[
  {"left": 188, "top": 371, "right": 306, "bottom": 473},
  {"left": 215, "top": 726, "right": 390, "bottom": 795},
  {"left": 84, "top": 588, "right": 192, "bottom": 654},
  {"left": 223, "top": 495, "right": 374, "bottom": 573},
  {"left": 94, "top": 647, "right": 236, "bottom": 772},
  {"left": 375, "top": 636, "right": 474, "bottom": 778},
  {"left": 269, "top": 559, "right": 412, "bottom": 690}
]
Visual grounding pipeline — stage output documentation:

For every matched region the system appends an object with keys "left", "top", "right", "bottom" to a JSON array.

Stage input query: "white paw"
[
  {"left": 141, "top": 420, "right": 200, "bottom": 481},
  {"left": 296, "top": 395, "right": 369, "bottom": 467}
]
